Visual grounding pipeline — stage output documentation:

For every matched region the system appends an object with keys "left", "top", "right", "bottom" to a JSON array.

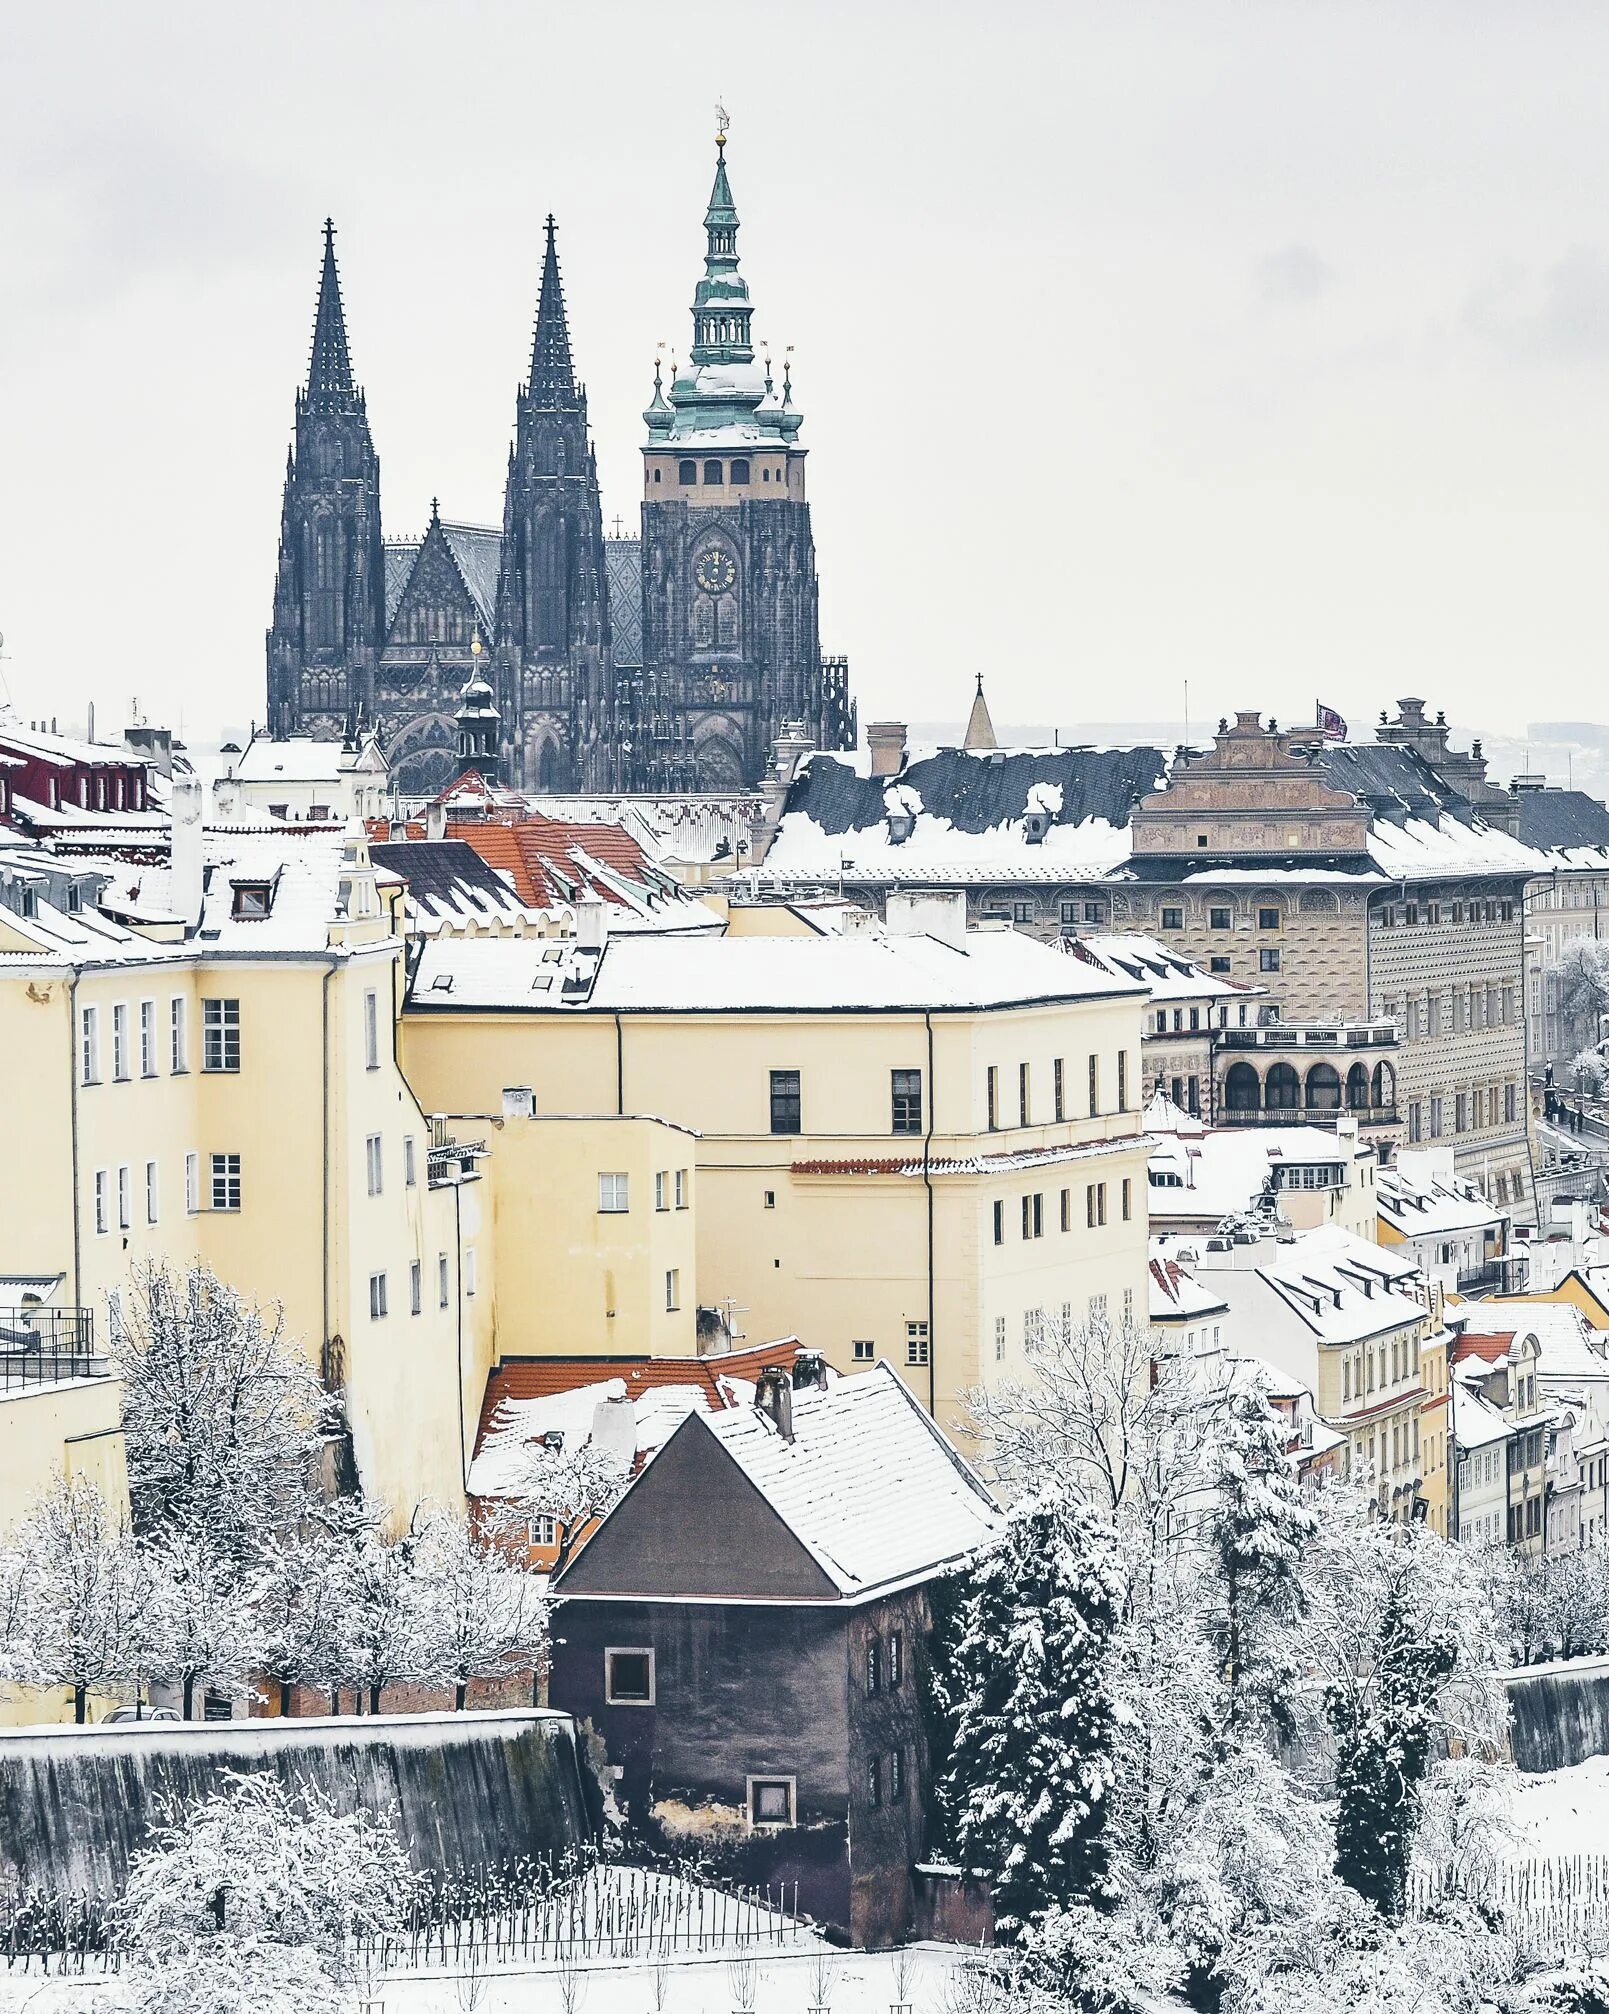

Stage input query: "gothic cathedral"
[{"left": 265, "top": 136, "right": 856, "bottom": 797}]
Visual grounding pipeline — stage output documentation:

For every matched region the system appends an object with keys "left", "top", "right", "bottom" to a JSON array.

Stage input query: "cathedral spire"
[
  {"left": 964, "top": 674, "right": 998, "bottom": 752},
  {"left": 305, "top": 219, "right": 357, "bottom": 409},
  {"left": 690, "top": 124, "right": 754, "bottom": 366},
  {"left": 529, "top": 214, "right": 578, "bottom": 406}
]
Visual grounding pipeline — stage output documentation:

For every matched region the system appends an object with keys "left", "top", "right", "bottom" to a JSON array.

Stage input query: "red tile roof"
[
  {"left": 364, "top": 810, "right": 659, "bottom": 911},
  {"left": 473, "top": 1339, "right": 802, "bottom": 1459},
  {"left": 1452, "top": 1330, "right": 1518, "bottom": 1365}
]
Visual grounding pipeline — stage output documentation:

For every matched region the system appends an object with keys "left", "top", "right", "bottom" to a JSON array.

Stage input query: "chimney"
[
  {"left": 425, "top": 799, "right": 447, "bottom": 841},
  {"left": 886, "top": 889, "right": 967, "bottom": 949},
  {"left": 755, "top": 1364, "right": 795, "bottom": 1441},
  {"left": 575, "top": 895, "right": 608, "bottom": 953},
  {"left": 502, "top": 1086, "right": 536, "bottom": 1119},
  {"left": 867, "top": 721, "right": 907, "bottom": 779},
  {"left": 170, "top": 767, "right": 205, "bottom": 933},
  {"left": 791, "top": 1349, "right": 829, "bottom": 1392}
]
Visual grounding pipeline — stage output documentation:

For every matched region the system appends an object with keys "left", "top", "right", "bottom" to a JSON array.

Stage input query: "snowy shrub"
[{"left": 113, "top": 1934, "right": 342, "bottom": 2014}]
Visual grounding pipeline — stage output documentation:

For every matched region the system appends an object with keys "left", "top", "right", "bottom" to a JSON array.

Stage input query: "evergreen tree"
[
  {"left": 1206, "top": 1386, "right": 1316, "bottom": 1728},
  {"left": 937, "top": 1488, "right": 1128, "bottom": 1942}
]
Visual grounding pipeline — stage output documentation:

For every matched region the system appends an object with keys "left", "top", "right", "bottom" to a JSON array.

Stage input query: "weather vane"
[{"left": 716, "top": 102, "right": 730, "bottom": 146}]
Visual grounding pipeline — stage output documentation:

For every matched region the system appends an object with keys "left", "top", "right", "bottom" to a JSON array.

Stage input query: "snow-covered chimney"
[
  {"left": 575, "top": 896, "right": 608, "bottom": 953},
  {"left": 425, "top": 799, "right": 447, "bottom": 841},
  {"left": 502, "top": 1086, "right": 536, "bottom": 1120},
  {"left": 887, "top": 889, "right": 967, "bottom": 950},
  {"left": 867, "top": 721, "right": 907, "bottom": 779},
  {"left": 755, "top": 1365, "right": 795, "bottom": 1441},
  {"left": 170, "top": 766, "right": 204, "bottom": 933}
]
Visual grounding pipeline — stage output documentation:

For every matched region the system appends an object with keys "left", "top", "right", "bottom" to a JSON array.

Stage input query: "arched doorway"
[
  {"left": 1265, "top": 1062, "right": 1300, "bottom": 1112},
  {"left": 1305, "top": 1062, "right": 1342, "bottom": 1111}
]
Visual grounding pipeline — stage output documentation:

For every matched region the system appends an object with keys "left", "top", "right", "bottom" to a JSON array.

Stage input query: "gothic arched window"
[
  {"left": 704, "top": 460, "right": 723, "bottom": 485},
  {"left": 678, "top": 460, "right": 696, "bottom": 486}
]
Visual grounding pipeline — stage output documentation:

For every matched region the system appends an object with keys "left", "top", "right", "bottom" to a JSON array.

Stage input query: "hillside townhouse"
[
  {"left": 0, "top": 812, "right": 480, "bottom": 1520},
  {"left": 1191, "top": 1224, "right": 1443, "bottom": 1523},
  {"left": 1377, "top": 1156, "right": 1523, "bottom": 1296},
  {"left": 1448, "top": 1320, "right": 1549, "bottom": 1555},
  {"left": 400, "top": 892, "right": 1153, "bottom": 1436},
  {"left": 760, "top": 699, "right": 1542, "bottom": 1202},
  {"left": 1146, "top": 1108, "right": 1381, "bottom": 1242}
]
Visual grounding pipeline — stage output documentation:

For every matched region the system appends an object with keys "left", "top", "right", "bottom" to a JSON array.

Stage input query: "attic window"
[
  {"left": 231, "top": 882, "right": 273, "bottom": 920},
  {"left": 1196, "top": 833, "right": 1208, "bottom": 849},
  {"left": 428, "top": 973, "right": 454, "bottom": 993}
]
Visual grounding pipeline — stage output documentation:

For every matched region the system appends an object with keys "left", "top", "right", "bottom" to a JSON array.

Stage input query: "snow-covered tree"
[
  {"left": 113, "top": 1771, "right": 415, "bottom": 2010},
  {"left": 936, "top": 1488, "right": 1129, "bottom": 1944},
  {"left": 482, "top": 1418, "right": 630, "bottom": 1575},
  {"left": 1307, "top": 1492, "right": 1505, "bottom": 1922},
  {"left": 1205, "top": 1386, "right": 1316, "bottom": 1729},
  {"left": 139, "top": 1525, "right": 263, "bottom": 1720},
  {"left": 1556, "top": 942, "right": 1609, "bottom": 1056},
  {"left": 109, "top": 1262, "right": 328, "bottom": 1558},
  {"left": 1570, "top": 1047, "right": 1609, "bottom": 1099},
  {"left": 253, "top": 1519, "right": 354, "bottom": 1717},
  {"left": 14, "top": 1473, "right": 147, "bottom": 1722},
  {"left": 334, "top": 1498, "right": 431, "bottom": 1713},
  {"left": 412, "top": 1512, "right": 548, "bottom": 1708}
]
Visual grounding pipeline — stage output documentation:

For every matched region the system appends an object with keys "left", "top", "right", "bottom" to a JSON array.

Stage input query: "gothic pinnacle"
[
  {"left": 529, "top": 212, "right": 577, "bottom": 406},
  {"left": 306, "top": 217, "right": 356, "bottom": 406}
]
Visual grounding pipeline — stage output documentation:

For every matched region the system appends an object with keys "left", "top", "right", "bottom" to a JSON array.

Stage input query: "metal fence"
[{"left": 0, "top": 1303, "right": 101, "bottom": 1392}]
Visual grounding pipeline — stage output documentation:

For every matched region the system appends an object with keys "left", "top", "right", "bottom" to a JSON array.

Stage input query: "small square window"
[
  {"left": 528, "top": 1513, "right": 557, "bottom": 1548},
  {"left": 1209, "top": 907, "right": 1231, "bottom": 930},
  {"left": 748, "top": 1777, "right": 795, "bottom": 1829},
  {"left": 1160, "top": 906, "right": 1183, "bottom": 931},
  {"left": 763, "top": 1190, "right": 776, "bottom": 1209},
  {"left": 852, "top": 1340, "right": 875, "bottom": 1362},
  {"left": 1259, "top": 948, "right": 1281, "bottom": 973},
  {"left": 605, "top": 1647, "right": 655, "bottom": 1705},
  {"left": 1210, "top": 956, "right": 1231, "bottom": 974},
  {"left": 599, "top": 1172, "right": 629, "bottom": 1213},
  {"left": 1258, "top": 907, "right": 1280, "bottom": 930}
]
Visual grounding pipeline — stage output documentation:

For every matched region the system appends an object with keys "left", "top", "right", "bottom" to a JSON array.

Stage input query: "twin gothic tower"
[{"left": 265, "top": 138, "right": 857, "bottom": 796}]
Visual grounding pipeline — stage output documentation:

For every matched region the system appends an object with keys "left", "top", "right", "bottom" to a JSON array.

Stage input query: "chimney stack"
[
  {"left": 791, "top": 1349, "right": 829, "bottom": 1392},
  {"left": 755, "top": 1364, "right": 795, "bottom": 1441},
  {"left": 867, "top": 721, "right": 908, "bottom": 779},
  {"left": 170, "top": 767, "right": 205, "bottom": 934}
]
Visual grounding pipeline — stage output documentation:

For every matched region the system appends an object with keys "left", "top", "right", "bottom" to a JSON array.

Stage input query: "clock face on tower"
[{"left": 693, "top": 546, "right": 738, "bottom": 595}]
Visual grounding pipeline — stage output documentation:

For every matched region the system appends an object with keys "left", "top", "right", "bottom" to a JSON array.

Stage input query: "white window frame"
[
  {"left": 116, "top": 1164, "right": 131, "bottom": 1231},
  {"left": 598, "top": 1172, "right": 629, "bottom": 1214},
  {"left": 745, "top": 1774, "right": 797, "bottom": 1831},
  {"left": 665, "top": 1267, "right": 680, "bottom": 1312},
  {"left": 369, "top": 1271, "right": 388, "bottom": 1320},
  {"left": 111, "top": 1003, "right": 129, "bottom": 1081},
  {"left": 404, "top": 1135, "right": 417, "bottom": 1188},
  {"left": 145, "top": 1159, "right": 159, "bottom": 1225},
  {"left": 139, "top": 999, "right": 157, "bottom": 1077},
  {"left": 364, "top": 989, "right": 380, "bottom": 1071},
  {"left": 185, "top": 1151, "right": 199, "bottom": 1214},
  {"left": 528, "top": 1513, "right": 558, "bottom": 1548},
  {"left": 905, "top": 1319, "right": 930, "bottom": 1368},
  {"left": 852, "top": 1339, "right": 875, "bottom": 1362},
  {"left": 93, "top": 1169, "right": 109, "bottom": 1235},
  {"left": 202, "top": 997, "right": 241, "bottom": 1073},
  {"left": 655, "top": 1170, "right": 668, "bottom": 1212},
  {"left": 209, "top": 1153, "right": 241, "bottom": 1212},
  {"left": 438, "top": 1253, "right": 450, "bottom": 1308},
  {"left": 675, "top": 1168, "right": 688, "bottom": 1209},
  {"left": 605, "top": 1646, "right": 656, "bottom": 1706},
  {"left": 366, "top": 1133, "right": 383, "bottom": 1197},
  {"left": 80, "top": 1004, "right": 100, "bottom": 1084},
  {"left": 170, "top": 996, "right": 188, "bottom": 1074}
]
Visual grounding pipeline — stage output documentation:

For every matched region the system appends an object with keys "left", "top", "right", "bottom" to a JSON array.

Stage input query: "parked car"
[{"left": 102, "top": 1705, "right": 180, "bottom": 1725}]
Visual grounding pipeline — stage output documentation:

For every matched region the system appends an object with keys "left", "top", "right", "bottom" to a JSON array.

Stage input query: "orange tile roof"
[
  {"left": 1452, "top": 1330, "right": 1518, "bottom": 1365},
  {"left": 473, "top": 1339, "right": 802, "bottom": 1459}
]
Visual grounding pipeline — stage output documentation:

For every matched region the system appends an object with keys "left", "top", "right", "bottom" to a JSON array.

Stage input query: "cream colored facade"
[
  {"left": 401, "top": 911, "right": 1153, "bottom": 1436},
  {"left": 0, "top": 836, "right": 481, "bottom": 1523}
]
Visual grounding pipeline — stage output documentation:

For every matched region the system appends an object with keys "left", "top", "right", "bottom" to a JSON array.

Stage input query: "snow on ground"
[{"left": 1511, "top": 1755, "right": 1609, "bottom": 1859}]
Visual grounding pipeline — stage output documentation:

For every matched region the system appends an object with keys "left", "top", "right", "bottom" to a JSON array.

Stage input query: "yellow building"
[
  {"left": 0, "top": 818, "right": 481, "bottom": 1521},
  {"left": 401, "top": 892, "right": 1153, "bottom": 1434}
]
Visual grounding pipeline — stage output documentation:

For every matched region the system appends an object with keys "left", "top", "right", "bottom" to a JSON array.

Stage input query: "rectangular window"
[
  {"left": 1121, "top": 1177, "right": 1132, "bottom": 1223},
  {"left": 889, "top": 1630, "right": 903, "bottom": 1688},
  {"left": 1210, "top": 956, "right": 1231, "bottom": 973},
  {"left": 868, "top": 1757, "right": 883, "bottom": 1810},
  {"left": 1060, "top": 1186, "right": 1071, "bottom": 1232},
  {"left": 409, "top": 1260, "right": 422, "bottom": 1316},
  {"left": 1259, "top": 948, "right": 1281, "bottom": 973},
  {"left": 906, "top": 1320, "right": 930, "bottom": 1367},
  {"left": 655, "top": 1170, "right": 669, "bottom": 1211},
  {"left": 139, "top": 1000, "right": 156, "bottom": 1077},
  {"left": 598, "top": 1172, "right": 629, "bottom": 1213},
  {"left": 404, "top": 1135, "right": 416, "bottom": 1188},
  {"left": 94, "top": 1169, "right": 108, "bottom": 1235},
  {"left": 1118, "top": 1051, "right": 1129, "bottom": 1111},
  {"left": 1018, "top": 1062, "right": 1030, "bottom": 1126},
  {"left": 747, "top": 1777, "right": 795, "bottom": 1829},
  {"left": 1455, "top": 1092, "right": 1468, "bottom": 1134},
  {"left": 80, "top": 1004, "right": 100, "bottom": 1084},
  {"left": 1088, "top": 1055, "right": 1098, "bottom": 1117},
  {"left": 1258, "top": 906, "right": 1280, "bottom": 930},
  {"left": 111, "top": 1003, "right": 129, "bottom": 1081},
  {"left": 866, "top": 1640, "right": 882, "bottom": 1696},
  {"left": 210, "top": 1153, "right": 241, "bottom": 1211},
  {"left": 1408, "top": 1101, "right": 1422, "bottom": 1144},
  {"left": 1210, "top": 906, "right": 1231, "bottom": 929},
  {"left": 892, "top": 1069, "right": 923, "bottom": 1135},
  {"left": 202, "top": 998, "right": 241, "bottom": 1072},
  {"left": 368, "top": 1272, "right": 388, "bottom": 1319},
  {"left": 605, "top": 1647, "right": 655, "bottom": 1705},
  {"left": 145, "top": 1160, "right": 159, "bottom": 1225},
  {"left": 365, "top": 1134, "right": 383, "bottom": 1197},
  {"left": 1160, "top": 905, "right": 1183, "bottom": 930},
  {"left": 364, "top": 989, "right": 380, "bottom": 1070},
  {"left": 993, "top": 1200, "right": 1004, "bottom": 1246},
  {"left": 170, "top": 997, "right": 187, "bottom": 1074},
  {"left": 185, "top": 1151, "right": 199, "bottom": 1214},
  {"left": 987, "top": 1066, "right": 999, "bottom": 1130},
  {"left": 1505, "top": 1082, "right": 1517, "bottom": 1124},
  {"left": 1430, "top": 1096, "right": 1443, "bottom": 1139},
  {"left": 889, "top": 1749, "right": 904, "bottom": 1800},
  {"left": 1053, "top": 1058, "right": 1065, "bottom": 1121},
  {"left": 852, "top": 1339, "right": 875, "bottom": 1362},
  {"left": 1087, "top": 1184, "right": 1097, "bottom": 1229},
  {"left": 465, "top": 1247, "right": 477, "bottom": 1296},
  {"left": 528, "top": 1514, "right": 557, "bottom": 1548},
  {"left": 438, "top": 1253, "right": 450, "bottom": 1307},
  {"left": 769, "top": 1068, "right": 801, "bottom": 1135},
  {"left": 995, "top": 1314, "right": 1007, "bottom": 1361},
  {"left": 675, "top": 1168, "right": 688, "bottom": 1208},
  {"left": 665, "top": 1268, "right": 680, "bottom": 1311}
]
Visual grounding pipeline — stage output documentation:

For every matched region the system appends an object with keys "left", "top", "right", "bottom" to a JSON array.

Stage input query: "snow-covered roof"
[
  {"left": 1452, "top": 1380, "right": 1516, "bottom": 1449},
  {"left": 1194, "top": 1224, "right": 1429, "bottom": 1356},
  {"left": 1451, "top": 1301, "right": 1609, "bottom": 1382},
  {"left": 1071, "top": 932, "right": 1256, "bottom": 1005},
  {"left": 409, "top": 919, "right": 1146, "bottom": 1016},
  {"left": 1378, "top": 1168, "right": 1507, "bottom": 1240},
  {"left": 228, "top": 731, "right": 384, "bottom": 785},
  {"left": 1147, "top": 1123, "right": 1365, "bottom": 1225},
  {"left": 1148, "top": 1243, "right": 1230, "bottom": 1321},
  {"left": 689, "top": 1365, "right": 1003, "bottom": 1599}
]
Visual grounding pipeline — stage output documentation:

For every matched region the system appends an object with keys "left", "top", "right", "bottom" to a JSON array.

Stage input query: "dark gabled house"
[{"left": 548, "top": 1361, "right": 1003, "bottom": 1947}]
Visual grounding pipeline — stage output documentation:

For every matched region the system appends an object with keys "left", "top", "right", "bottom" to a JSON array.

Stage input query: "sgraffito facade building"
[{"left": 266, "top": 135, "right": 854, "bottom": 798}]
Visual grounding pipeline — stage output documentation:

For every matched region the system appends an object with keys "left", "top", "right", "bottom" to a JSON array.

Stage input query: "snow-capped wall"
[
  {"left": 0, "top": 1708, "right": 592, "bottom": 1889},
  {"left": 1506, "top": 1655, "right": 1609, "bottom": 1773}
]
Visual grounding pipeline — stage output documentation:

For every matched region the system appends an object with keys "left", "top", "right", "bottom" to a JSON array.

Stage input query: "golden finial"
[{"left": 471, "top": 629, "right": 483, "bottom": 659}]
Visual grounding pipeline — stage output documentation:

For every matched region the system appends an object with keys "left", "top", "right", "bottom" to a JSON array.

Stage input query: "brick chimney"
[{"left": 867, "top": 722, "right": 907, "bottom": 779}]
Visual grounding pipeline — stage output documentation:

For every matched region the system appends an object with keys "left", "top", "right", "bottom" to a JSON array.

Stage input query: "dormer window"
[
  {"left": 1024, "top": 811, "right": 1049, "bottom": 845},
  {"left": 231, "top": 882, "right": 273, "bottom": 920}
]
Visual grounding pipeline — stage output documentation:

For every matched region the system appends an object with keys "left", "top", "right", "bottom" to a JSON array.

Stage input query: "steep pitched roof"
[
  {"left": 367, "top": 839, "right": 532, "bottom": 928},
  {"left": 1517, "top": 788, "right": 1609, "bottom": 855}
]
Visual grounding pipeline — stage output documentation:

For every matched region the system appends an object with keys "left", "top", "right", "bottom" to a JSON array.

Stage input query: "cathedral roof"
[{"left": 382, "top": 522, "right": 502, "bottom": 633}]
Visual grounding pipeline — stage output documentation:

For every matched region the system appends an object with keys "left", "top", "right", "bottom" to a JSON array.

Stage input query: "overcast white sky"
[{"left": 3, "top": 0, "right": 1608, "bottom": 748}]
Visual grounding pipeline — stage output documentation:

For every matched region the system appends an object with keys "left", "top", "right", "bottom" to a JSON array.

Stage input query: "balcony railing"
[
  {"left": 1218, "top": 1103, "right": 1398, "bottom": 1130},
  {"left": 0, "top": 1305, "right": 103, "bottom": 1391},
  {"left": 1215, "top": 1022, "right": 1399, "bottom": 1053}
]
